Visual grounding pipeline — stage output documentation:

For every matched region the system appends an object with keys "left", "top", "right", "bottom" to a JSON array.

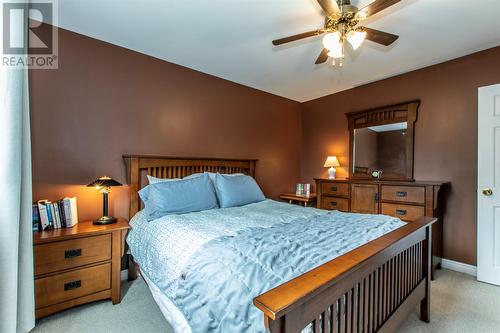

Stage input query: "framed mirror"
[{"left": 346, "top": 101, "right": 419, "bottom": 181}]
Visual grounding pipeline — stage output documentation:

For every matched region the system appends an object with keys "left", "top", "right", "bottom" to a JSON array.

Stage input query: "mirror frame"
[{"left": 346, "top": 101, "right": 420, "bottom": 181}]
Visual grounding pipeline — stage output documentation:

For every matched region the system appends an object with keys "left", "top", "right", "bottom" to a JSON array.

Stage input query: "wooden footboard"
[{"left": 254, "top": 217, "right": 435, "bottom": 333}]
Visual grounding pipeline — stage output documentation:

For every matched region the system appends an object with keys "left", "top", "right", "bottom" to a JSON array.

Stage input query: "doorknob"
[{"left": 483, "top": 188, "right": 493, "bottom": 196}]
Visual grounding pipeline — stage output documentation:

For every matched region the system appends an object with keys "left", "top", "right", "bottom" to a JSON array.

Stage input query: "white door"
[{"left": 478, "top": 84, "right": 500, "bottom": 285}]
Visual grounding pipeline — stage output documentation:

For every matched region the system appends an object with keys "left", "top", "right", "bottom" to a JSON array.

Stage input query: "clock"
[{"left": 371, "top": 170, "right": 382, "bottom": 179}]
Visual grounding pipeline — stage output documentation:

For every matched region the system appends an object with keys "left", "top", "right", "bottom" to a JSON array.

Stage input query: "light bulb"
[
  {"left": 347, "top": 30, "right": 366, "bottom": 50},
  {"left": 328, "top": 40, "right": 343, "bottom": 59},
  {"left": 356, "top": 10, "right": 368, "bottom": 20},
  {"left": 327, "top": 47, "right": 343, "bottom": 59},
  {"left": 322, "top": 31, "right": 341, "bottom": 51},
  {"left": 323, "top": 32, "right": 343, "bottom": 59}
]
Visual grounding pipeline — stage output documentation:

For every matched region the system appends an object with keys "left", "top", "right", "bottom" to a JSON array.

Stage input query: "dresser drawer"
[
  {"left": 35, "top": 263, "right": 111, "bottom": 309},
  {"left": 321, "top": 182, "right": 349, "bottom": 197},
  {"left": 321, "top": 197, "right": 349, "bottom": 212},
  {"left": 34, "top": 234, "right": 111, "bottom": 276},
  {"left": 381, "top": 185, "right": 425, "bottom": 204},
  {"left": 381, "top": 203, "right": 425, "bottom": 222}
]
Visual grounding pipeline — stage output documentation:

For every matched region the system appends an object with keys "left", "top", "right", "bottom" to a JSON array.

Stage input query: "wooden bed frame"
[
  {"left": 123, "top": 154, "right": 435, "bottom": 333},
  {"left": 123, "top": 154, "right": 256, "bottom": 218}
]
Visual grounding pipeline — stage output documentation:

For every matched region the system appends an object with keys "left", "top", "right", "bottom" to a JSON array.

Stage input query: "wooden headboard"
[{"left": 123, "top": 155, "right": 257, "bottom": 219}]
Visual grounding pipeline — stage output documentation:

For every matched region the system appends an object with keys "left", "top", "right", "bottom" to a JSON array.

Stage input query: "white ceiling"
[{"left": 54, "top": 0, "right": 500, "bottom": 102}]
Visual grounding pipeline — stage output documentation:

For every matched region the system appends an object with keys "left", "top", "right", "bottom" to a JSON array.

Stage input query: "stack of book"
[
  {"left": 32, "top": 197, "right": 79, "bottom": 232},
  {"left": 295, "top": 183, "right": 311, "bottom": 197}
]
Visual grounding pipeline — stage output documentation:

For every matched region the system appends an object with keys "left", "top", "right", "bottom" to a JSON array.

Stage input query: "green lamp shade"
[{"left": 87, "top": 176, "right": 122, "bottom": 188}]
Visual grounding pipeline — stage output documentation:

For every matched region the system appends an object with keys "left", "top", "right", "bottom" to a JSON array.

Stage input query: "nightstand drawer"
[
  {"left": 35, "top": 263, "right": 111, "bottom": 309},
  {"left": 321, "top": 182, "right": 349, "bottom": 197},
  {"left": 321, "top": 197, "right": 349, "bottom": 212},
  {"left": 34, "top": 234, "right": 111, "bottom": 276},
  {"left": 381, "top": 185, "right": 425, "bottom": 204},
  {"left": 381, "top": 203, "right": 425, "bottom": 222}
]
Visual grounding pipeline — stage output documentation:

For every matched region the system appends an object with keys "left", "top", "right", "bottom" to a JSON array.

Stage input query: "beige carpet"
[{"left": 32, "top": 269, "right": 500, "bottom": 333}]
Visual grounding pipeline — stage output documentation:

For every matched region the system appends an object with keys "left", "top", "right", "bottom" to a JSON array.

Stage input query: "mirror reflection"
[{"left": 353, "top": 122, "right": 408, "bottom": 178}]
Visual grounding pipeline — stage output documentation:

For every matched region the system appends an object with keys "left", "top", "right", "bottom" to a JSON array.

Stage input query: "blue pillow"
[
  {"left": 139, "top": 173, "right": 218, "bottom": 221},
  {"left": 184, "top": 172, "right": 244, "bottom": 183},
  {"left": 214, "top": 173, "right": 265, "bottom": 208}
]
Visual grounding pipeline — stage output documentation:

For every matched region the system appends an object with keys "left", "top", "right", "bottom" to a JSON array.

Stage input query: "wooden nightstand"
[
  {"left": 33, "top": 218, "right": 130, "bottom": 319},
  {"left": 280, "top": 193, "right": 317, "bottom": 207}
]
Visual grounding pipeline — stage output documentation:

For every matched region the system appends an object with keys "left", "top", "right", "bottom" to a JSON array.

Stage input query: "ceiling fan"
[{"left": 272, "top": 0, "right": 401, "bottom": 66}]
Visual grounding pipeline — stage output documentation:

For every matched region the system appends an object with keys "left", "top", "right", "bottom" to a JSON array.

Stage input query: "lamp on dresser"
[
  {"left": 324, "top": 156, "right": 340, "bottom": 180},
  {"left": 87, "top": 176, "right": 122, "bottom": 225}
]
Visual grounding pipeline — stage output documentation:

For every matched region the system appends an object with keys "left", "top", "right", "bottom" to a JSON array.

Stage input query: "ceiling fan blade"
[
  {"left": 315, "top": 48, "right": 329, "bottom": 64},
  {"left": 272, "top": 30, "right": 322, "bottom": 46},
  {"left": 362, "top": 27, "right": 399, "bottom": 46},
  {"left": 316, "top": 0, "right": 340, "bottom": 17},
  {"left": 357, "top": 0, "right": 400, "bottom": 19}
]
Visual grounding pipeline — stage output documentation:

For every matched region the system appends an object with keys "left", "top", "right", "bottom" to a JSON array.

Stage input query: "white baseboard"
[
  {"left": 121, "top": 269, "right": 128, "bottom": 281},
  {"left": 441, "top": 259, "right": 477, "bottom": 276}
]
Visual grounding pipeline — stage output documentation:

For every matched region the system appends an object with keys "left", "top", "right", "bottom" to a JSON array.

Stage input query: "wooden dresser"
[
  {"left": 33, "top": 219, "right": 130, "bottom": 319},
  {"left": 316, "top": 178, "right": 448, "bottom": 275}
]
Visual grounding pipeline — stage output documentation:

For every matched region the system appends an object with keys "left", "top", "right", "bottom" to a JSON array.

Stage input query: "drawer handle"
[
  {"left": 396, "top": 209, "right": 407, "bottom": 216},
  {"left": 64, "top": 280, "right": 81, "bottom": 291},
  {"left": 64, "top": 248, "right": 82, "bottom": 259},
  {"left": 396, "top": 191, "right": 407, "bottom": 197},
  {"left": 331, "top": 186, "right": 338, "bottom": 192},
  {"left": 330, "top": 201, "right": 338, "bottom": 206}
]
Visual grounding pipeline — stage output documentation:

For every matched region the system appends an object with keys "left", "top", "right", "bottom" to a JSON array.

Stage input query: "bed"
[{"left": 123, "top": 155, "right": 435, "bottom": 333}]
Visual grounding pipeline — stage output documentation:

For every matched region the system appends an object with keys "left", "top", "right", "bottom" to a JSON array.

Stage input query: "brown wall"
[
  {"left": 30, "top": 28, "right": 302, "bottom": 222},
  {"left": 301, "top": 46, "right": 500, "bottom": 265}
]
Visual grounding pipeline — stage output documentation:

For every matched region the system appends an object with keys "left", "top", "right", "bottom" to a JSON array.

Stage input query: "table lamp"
[
  {"left": 324, "top": 156, "right": 340, "bottom": 180},
  {"left": 87, "top": 176, "right": 122, "bottom": 225}
]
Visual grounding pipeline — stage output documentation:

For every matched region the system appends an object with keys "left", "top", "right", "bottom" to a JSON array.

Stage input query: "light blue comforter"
[{"left": 127, "top": 200, "right": 405, "bottom": 332}]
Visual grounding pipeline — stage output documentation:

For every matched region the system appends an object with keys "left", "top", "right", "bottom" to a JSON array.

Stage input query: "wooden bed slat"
[
  {"left": 352, "top": 285, "right": 358, "bottom": 333},
  {"left": 332, "top": 300, "right": 338, "bottom": 333},
  {"left": 383, "top": 262, "right": 388, "bottom": 320},
  {"left": 313, "top": 315, "right": 320, "bottom": 333},
  {"left": 374, "top": 268, "right": 379, "bottom": 330},
  {"left": 358, "top": 279, "right": 364, "bottom": 333},
  {"left": 326, "top": 306, "right": 332, "bottom": 333},
  {"left": 339, "top": 294, "right": 346, "bottom": 333},
  {"left": 389, "top": 258, "right": 394, "bottom": 315},
  {"left": 365, "top": 275, "right": 370, "bottom": 333}
]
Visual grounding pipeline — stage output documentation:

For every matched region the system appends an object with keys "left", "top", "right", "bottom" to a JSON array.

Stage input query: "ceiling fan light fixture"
[
  {"left": 347, "top": 30, "right": 366, "bottom": 50},
  {"left": 272, "top": 0, "right": 402, "bottom": 67},
  {"left": 322, "top": 31, "right": 341, "bottom": 51}
]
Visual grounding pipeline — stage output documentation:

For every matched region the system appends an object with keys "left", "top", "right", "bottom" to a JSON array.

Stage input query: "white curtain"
[{"left": 0, "top": 6, "right": 35, "bottom": 333}]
